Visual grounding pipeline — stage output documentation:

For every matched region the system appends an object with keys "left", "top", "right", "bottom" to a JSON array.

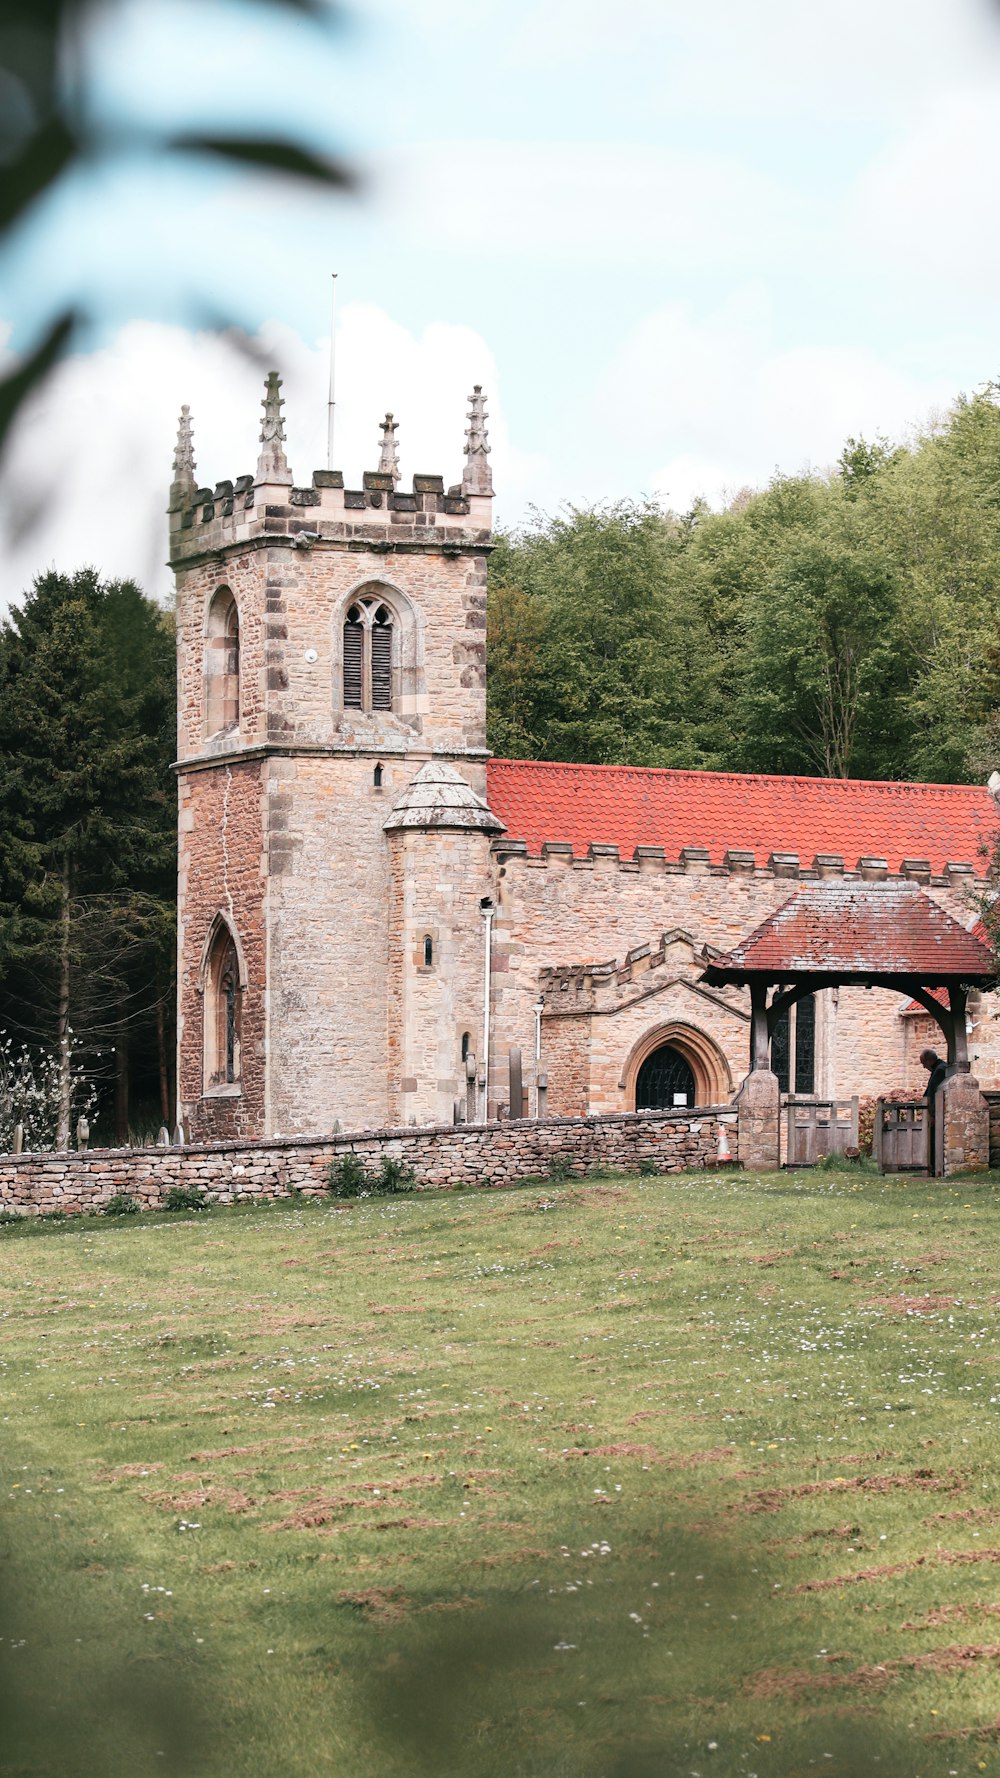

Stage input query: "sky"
[{"left": 3, "top": 0, "right": 1000, "bottom": 604}]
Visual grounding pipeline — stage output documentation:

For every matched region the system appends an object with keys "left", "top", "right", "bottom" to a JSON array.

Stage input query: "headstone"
[
  {"left": 12, "top": 1123, "right": 23, "bottom": 1155},
  {"left": 509, "top": 1047, "right": 523, "bottom": 1121},
  {"left": 157, "top": 1125, "right": 170, "bottom": 1146},
  {"left": 76, "top": 1115, "right": 89, "bottom": 1153}
]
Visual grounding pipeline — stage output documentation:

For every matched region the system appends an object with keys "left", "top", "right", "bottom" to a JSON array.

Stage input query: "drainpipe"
[
  {"left": 480, "top": 897, "right": 495, "bottom": 1120},
  {"left": 534, "top": 995, "right": 544, "bottom": 1115}
]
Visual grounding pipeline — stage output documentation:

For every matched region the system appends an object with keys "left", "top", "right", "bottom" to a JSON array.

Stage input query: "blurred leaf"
[
  {"left": 169, "top": 133, "right": 356, "bottom": 189},
  {"left": 0, "top": 117, "right": 77, "bottom": 232},
  {"left": 0, "top": 310, "right": 76, "bottom": 456},
  {"left": 241, "top": 0, "right": 333, "bottom": 12}
]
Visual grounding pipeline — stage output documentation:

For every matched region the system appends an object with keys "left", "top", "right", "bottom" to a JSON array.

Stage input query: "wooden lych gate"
[
  {"left": 785, "top": 1096, "right": 859, "bottom": 1167},
  {"left": 700, "top": 882, "right": 996, "bottom": 1176},
  {"left": 873, "top": 1099, "right": 930, "bottom": 1174}
]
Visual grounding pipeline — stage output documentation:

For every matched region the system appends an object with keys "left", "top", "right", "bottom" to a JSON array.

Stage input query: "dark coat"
[{"left": 925, "top": 1059, "right": 948, "bottom": 1100}]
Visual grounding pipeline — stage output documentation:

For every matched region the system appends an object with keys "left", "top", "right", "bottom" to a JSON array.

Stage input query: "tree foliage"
[
  {"left": 0, "top": 569, "right": 175, "bottom": 1143},
  {"left": 488, "top": 386, "right": 1000, "bottom": 786}
]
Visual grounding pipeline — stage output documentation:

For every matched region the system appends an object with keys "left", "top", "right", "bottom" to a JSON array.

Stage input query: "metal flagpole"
[{"left": 326, "top": 272, "right": 338, "bottom": 470}]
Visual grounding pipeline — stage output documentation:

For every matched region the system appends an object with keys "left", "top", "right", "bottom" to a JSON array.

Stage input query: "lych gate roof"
[
  {"left": 702, "top": 883, "right": 996, "bottom": 985},
  {"left": 485, "top": 759, "right": 994, "bottom": 876}
]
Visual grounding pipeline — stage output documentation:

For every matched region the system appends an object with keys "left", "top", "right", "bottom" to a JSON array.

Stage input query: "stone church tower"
[{"left": 170, "top": 376, "right": 502, "bottom": 1140}]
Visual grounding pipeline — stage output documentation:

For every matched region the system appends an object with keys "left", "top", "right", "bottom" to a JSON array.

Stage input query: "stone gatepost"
[
  {"left": 735, "top": 1069, "right": 780, "bottom": 1172},
  {"left": 936, "top": 1072, "right": 989, "bottom": 1176}
]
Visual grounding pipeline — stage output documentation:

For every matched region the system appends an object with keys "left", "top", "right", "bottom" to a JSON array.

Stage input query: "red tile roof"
[
  {"left": 703, "top": 884, "right": 997, "bottom": 982},
  {"left": 485, "top": 759, "right": 995, "bottom": 877},
  {"left": 900, "top": 986, "right": 949, "bottom": 1016}
]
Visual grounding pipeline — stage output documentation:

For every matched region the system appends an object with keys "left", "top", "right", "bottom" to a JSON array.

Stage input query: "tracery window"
[
  {"left": 343, "top": 599, "right": 393, "bottom": 712},
  {"left": 204, "top": 923, "right": 242, "bottom": 1091},
  {"left": 771, "top": 993, "right": 815, "bottom": 1095},
  {"left": 205, "top": 587, "right": 240, "bottom": 737}
]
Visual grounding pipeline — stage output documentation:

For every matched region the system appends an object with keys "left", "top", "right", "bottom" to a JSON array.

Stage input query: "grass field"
[{"left": 2, "top": 1166, "right": 1000, "bottom": 1778}]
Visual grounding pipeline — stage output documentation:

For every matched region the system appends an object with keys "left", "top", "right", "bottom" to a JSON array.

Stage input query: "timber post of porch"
[
  {"left": 947, "top": 984, "right": 969, "bottom": 1071},
  {"left": 749, "top": 981, "right": 771, "bottom": 1073}
]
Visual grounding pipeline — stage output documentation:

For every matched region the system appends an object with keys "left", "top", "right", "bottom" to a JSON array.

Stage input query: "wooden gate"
[
  {"left": 785, "top": 1096, "right": 859, "bottom": 1167},
  {"left": 873, "top": 1099, "right": 929, "bottom": 1174}
]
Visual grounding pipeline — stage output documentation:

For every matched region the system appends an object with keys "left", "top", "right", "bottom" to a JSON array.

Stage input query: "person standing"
[{"left": 920, "top": 1048, "right": 948, "bottom": 1174}]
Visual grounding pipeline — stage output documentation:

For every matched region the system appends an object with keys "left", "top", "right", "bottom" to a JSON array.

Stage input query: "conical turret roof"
[{"left": 383, "top": 761, "right": 505, "bottom": 834}]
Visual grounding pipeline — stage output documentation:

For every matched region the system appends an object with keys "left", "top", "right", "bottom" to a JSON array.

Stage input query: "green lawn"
[{"left": 2, "top": 1167, "right": 1000, "bottom": 1778}]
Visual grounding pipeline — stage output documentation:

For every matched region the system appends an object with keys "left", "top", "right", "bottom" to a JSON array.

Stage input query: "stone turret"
[
  {"left": 256, "top": 371, "right": 292, "bottom": 488},
  {"left": 168, "top": 405, "right": 196, "bottom": 515},
  {"left": 378, "top": 413, "right": 400, "bottom": 485},
  {"left": 384, "top": 763, "right": 503, "bottom": 1126},
  {"left": 462, "top": 385, "right": 493, "bottom": 497}
]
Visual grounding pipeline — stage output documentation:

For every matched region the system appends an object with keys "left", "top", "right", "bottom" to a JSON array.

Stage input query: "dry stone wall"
[{"left": 0, "top": 1108, "right": 733, "bottom": 1216}]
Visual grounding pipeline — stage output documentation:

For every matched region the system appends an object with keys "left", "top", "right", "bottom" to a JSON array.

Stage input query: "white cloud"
[
  {"left": 0, "top": 307, "right": 534, "bottom": 609},
  {"left": 595, "top": 297, "right": 957, "bottom": 511},
  {"left": 384, "top": 141, "right": 810, "bottom": 267},
  {"left": 850, "top": 87, "right": 1000, "bottom": 295},
  {"left": 394, "top": 0, "right": 1000, "bottom": 121}
]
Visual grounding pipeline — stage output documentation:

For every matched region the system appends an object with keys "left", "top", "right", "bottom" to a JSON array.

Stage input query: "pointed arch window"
[
  {"left": 204, "top": 922, "right": 242, "bottom": 1091},
  {"left": 342, "top": 599, "right": 394, "bottom": 712},
  {"left": 771, "top": 994, "right": 815, "bottom": 1095},
  {"left": 206, "top": 588, "right": 240, "bottom": 737}
]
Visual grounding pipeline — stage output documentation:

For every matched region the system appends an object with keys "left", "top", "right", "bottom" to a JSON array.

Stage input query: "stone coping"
[{"left": 0, "top": 1104, "right": 735, "bottom": 1167}]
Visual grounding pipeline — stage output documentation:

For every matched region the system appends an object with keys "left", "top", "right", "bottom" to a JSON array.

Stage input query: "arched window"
[
  {"left": 342, "top": 598, "right": 394, "bottom": 712},
  {"left": 205, "top": 588, "right": 240, "bottom": 738},
  {"left": 204, "top": 922, "right": 242, "bottom": 1091},
  {"left": 423, "top": 935, "right": 434, "bottom": 967},
  {"left": 771, "top": 993, "right": 815, "bottom": 1095},
  {"left": 461, "top": 1031, "right": 471, "bottom": 1062},
  {"left": 373, "top": 762, "right": 384, "bottom": 788}
]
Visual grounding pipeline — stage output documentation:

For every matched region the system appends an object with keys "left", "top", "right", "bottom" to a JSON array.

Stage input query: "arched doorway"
[
  {"left": 635, "top": 1043, "right": 696, "bottom": 1110},
  {"left": 622, "top": 1021, "right": 733, "bottom": 1110}
]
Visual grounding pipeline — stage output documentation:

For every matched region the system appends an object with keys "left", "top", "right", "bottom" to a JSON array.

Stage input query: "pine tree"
[{"left": 0, "top": 569, "right": 175, "bottom": 1145}]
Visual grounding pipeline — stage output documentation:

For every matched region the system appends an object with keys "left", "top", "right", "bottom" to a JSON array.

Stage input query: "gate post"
[
  {"left": 938, "top": 1072, "right": 989, "bottom": 1175},
  {"left": 735, "top": 1069, "right": 780, "bottom": 1172},
  {"left": 873, "top": 1098, "right": 885, "bottom": 1173}
]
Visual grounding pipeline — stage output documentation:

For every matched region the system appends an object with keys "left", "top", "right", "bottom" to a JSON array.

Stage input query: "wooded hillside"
[{"left": 487, "top": 387, "right": 1000, "bottom": 785}]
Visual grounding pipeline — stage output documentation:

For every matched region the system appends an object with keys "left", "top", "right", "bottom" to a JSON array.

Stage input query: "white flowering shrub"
[{"left": 0, "top": 1032, "right": 98, "bottom": 1154}]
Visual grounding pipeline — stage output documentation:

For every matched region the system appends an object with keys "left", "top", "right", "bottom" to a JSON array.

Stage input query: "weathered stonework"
[
  {"left": 0, "top": 1108, "right": 735, "bottom": 1214},
  {"left": 937, "top": 1072, "right": 990, "bottom": 1175},
  {"left": 735, "top": 1069, "right": 781, "bottom": 1172},
  {"left": 173, "top": 380, "right": 495, "bottom": 1141}
]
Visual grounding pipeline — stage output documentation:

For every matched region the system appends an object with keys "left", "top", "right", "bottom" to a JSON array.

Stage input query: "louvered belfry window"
[
  {"left": 343, "top": 610, "right": 364, "bottom": 708},
  {"left": 342, "top": 598, "right": 394, "bottom": 712},
  {"left": 371, "top": 610, "right": 393, "bottom": 709}
]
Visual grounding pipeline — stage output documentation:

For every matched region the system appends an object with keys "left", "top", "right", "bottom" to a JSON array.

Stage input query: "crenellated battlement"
[
  {"left": 168, "top": 376, "right": 494, "bottom": 566},
  {"left": 492, "top": 836, "right": 980, "bottom": 889}
]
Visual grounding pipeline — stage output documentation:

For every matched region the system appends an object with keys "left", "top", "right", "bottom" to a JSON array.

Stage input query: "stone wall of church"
[
  {"left": 176, "top": 534, "right": 489, "bottom": 762},
  {"left": 177, "top": 760, "right": 267, "bottom": 1140},
  {"left": 490, "top": 849, "right": 1000, "bottom": 1113},
  {"left": 264, "top": 754, "right": 394, "bottom": 1137}
]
